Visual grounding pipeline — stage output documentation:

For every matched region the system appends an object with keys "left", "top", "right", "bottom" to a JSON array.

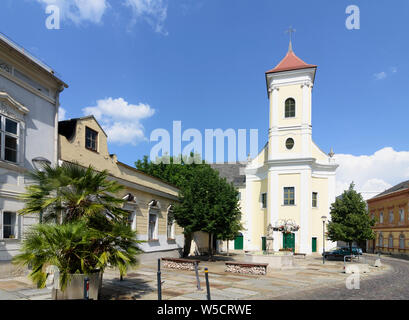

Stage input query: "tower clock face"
[{"left": 286, "top": 138, "right": 294, "bottom": 150}]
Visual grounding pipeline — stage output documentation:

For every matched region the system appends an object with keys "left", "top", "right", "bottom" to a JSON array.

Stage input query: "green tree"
[
  {"left": 19, "top": 162, "right": 127, "bottom": 224},
  {"left": 135, "top": 154, "right": 243, "bottom": 258},
  {"left": 14, "top": 162, "right": 142, "bottom": 288},
  {"left": 13, "top": 221, "right": 139, "bottom": 290},
  {"left": 327, "top": 183, "right": 375, "bottom": 256}
]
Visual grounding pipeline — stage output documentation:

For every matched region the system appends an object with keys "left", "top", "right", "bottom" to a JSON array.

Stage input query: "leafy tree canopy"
[
  {"left": 135, "top": 154, "right": 243, "bottom": 242},
  {"left": 327, "top": 182, "right": 375, "bottom": 248}
]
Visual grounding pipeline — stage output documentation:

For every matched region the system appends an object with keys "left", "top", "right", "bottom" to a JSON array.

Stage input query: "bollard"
[
  {"left": 83, "top": 277, "right": 90, "bottom": 300},
  {"left": 194, "top": 262, "right": 202, "bottom": 291},
  {"left": 157, "top": 259, "right": 162, "bottom": 300},
  {"left": 204, "top": 268, "right": 211, "bottom": 300}
]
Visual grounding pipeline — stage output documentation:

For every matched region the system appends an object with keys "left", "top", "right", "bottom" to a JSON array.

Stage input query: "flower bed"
[
  {"left": 225, "top": 262, "right": 268, "bottom": 275},
  {"left": 162, "top": 258, "right": 200, "bottom": 271}
]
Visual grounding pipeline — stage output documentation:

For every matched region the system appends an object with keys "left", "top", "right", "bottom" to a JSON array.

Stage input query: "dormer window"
[
  {"left": 85, "top": 127, "right": 98, "bottom": 152},
  {"left": 285, "top": 98, "right": 296, "bottom": 118}
]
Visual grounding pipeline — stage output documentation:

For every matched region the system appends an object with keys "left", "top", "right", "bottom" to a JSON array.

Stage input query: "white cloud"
[
  {"left": 335, "top": 147, "right": 409, "bottom": 200},
  {"left": 373, "top": 67, "right": 398, "bottom": 81},
  {"left": 58, "top": 106, "right": 67, "bottom": 121},
  {"left": 125, "top": 0, "right": 168, "bottom": 34},
  {"left": 82, "top": 97, "right": 155, "bottom": 145},
  {"left": 37, "top": 0, "right": 109, "bottom": 24},
  {"left": 374, "top": 71, "right": 387, "bottom": 80}
]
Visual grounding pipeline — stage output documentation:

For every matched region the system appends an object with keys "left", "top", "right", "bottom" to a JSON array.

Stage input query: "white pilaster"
[
  {"left": 326, "top": 173, "right": 337, "bottom": 250},
  {"left": 244, "top": 178, "right": 253, "bottom": 251},
  {"left": 301, "top": 82, "right": 312, "bottom": 158},
  {"left": 268, "top": 86, "right": 279, "bottom": 160},
  {"left": 299, "top": 169, "right": 310, "bottom": 253},
  {"left": 269, "top": 170, "right": 280, "bottom": 251}
]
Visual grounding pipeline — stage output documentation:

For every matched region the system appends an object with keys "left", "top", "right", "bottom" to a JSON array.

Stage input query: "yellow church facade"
[{"left": 238, "top": 44, "right": 338, "bottom": 255}]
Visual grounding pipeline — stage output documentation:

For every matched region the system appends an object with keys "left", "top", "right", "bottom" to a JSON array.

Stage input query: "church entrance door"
[
  {"left": 283, "top": 233, "right": 295, "bottom": 251},
  {"left": 234, "top": 233, "right": 243, "bottom": 250}
]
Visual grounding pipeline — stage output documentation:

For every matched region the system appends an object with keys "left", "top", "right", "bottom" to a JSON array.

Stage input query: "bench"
[
  {"left": 294, "top": 253, "right": 306, "bottom": 259},
  {"left": 161, "top": 257, "right": 200, "bottom": 271},
  {"left": 225, "top": 261, "right": 268, "bottom": 275}
]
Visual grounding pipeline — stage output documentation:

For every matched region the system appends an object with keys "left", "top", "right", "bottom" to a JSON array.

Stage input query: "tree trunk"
[
  {"left": 183, "top": 232, "right": 192, "bottom": 257},
  {"left": 349, "top": 242, "right": 353, "bottom": 258},
  {"left": 227, "top": 240, "right": 230, "bottom": 256},
  {"left": 208, "top": 233, "right": 213, "bottom": 260}
]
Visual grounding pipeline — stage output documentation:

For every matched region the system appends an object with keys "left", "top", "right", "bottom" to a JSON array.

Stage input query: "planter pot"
[{"left": 51, "top": 271, "right": 103, "bottom": 300}]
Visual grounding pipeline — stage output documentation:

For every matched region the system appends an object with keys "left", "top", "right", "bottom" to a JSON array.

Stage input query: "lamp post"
[
  {"left": 32, "top": 157, "right": 51, "bottom": 223},
  {"left": 32, "top": 157, "right": 51, "bottom": 171},
  {"left": 321, "top": 215, "right": 327, "bottom": 264}
]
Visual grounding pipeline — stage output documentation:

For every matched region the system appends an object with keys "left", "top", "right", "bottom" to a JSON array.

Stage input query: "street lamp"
[
  {"left": 32, "top": 157, "right": 51, "bottom": 171},
  {"left": 321, "top": 215, "right": 327, "bottom": 264},
  {"left": 32, "top": 157, "right": 51, "bottom": 224}
]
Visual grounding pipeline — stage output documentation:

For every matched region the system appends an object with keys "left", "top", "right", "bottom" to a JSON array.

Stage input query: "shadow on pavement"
[{"left": 100, "top": 277, "right": 155, "bottom": 300}]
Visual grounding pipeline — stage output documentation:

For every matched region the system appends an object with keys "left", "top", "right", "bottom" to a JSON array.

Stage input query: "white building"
[{"left": 0, "top": 33, "right": 67, "bottom": 261}]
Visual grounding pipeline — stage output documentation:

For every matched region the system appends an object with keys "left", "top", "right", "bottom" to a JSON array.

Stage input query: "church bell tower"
[{"left": 265, "top": 40, "right": 317, "bottom": 161}]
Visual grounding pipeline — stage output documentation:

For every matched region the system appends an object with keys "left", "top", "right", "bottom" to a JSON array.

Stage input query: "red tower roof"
[{"left": 266, "top": 46, "right": 317, "bottom": 74}]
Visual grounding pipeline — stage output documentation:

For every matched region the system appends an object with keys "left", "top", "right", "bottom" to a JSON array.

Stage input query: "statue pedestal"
[{"left": 265, "top": 237, "right": 274, "bottom": 253}]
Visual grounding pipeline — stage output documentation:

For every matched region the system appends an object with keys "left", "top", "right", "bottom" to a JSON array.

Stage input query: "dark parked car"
[{"left": 322, "top": 246, "right": 362, "bottom": 260}]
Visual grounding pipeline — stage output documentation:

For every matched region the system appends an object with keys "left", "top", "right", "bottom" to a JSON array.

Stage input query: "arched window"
[
  {"left": 167, "top": 205, "right": 175, "bottom": 240},
  {"left": 389, "top": 210, "right": 394, "bottom": 223},
  {"left": 399, "top": 234, "right": 405, "bottom": 249},
  {"left": 148, "top": 200, "right": 160, "bottom": 241},
  {"left": 388, "top": 234, "right": 394, "bottom": 248},
  {"left": 285, "top": 98, "right": 296, "bottom": 118},
  {"left": 379, "top": 212, "right": 384, "bottom": 223},
  {"left": 379, "top": 232, "right": 383, "bottom": 247},
  {"left": 399, "top": 209, "right": 404, "bottom": 222}
]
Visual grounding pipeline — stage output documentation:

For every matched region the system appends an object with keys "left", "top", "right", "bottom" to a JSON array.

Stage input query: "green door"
[
  {"left": 283, "top": 233, "right": 295, "bottom": 251},
  {"left": 234, "top": 234, "right": 243, "bottom": 250},
  {"left": 261, "top": 237, "right": 266, "bottom": 251},
  {"left": 312, "top": 237, "right": 317, "bottom": 252}
]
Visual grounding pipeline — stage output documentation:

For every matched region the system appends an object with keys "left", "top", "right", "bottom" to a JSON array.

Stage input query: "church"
[{"left": 218, "top": 41, "right": 338, "bottom": 255}]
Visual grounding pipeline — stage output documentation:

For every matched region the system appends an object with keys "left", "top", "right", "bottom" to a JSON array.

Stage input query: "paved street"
[
  {"left": 0, "top": 254, "right": 408, "bottom": 300},
  {"left": 274, "top": 255, "right": 409, "bottom": 300}
]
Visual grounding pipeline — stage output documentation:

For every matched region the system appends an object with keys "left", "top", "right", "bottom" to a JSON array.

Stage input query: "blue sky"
[{"left": 1, "top": 0, "right": 409, "bottom": 197}]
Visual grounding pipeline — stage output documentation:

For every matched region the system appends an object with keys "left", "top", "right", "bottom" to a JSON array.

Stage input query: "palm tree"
[
  {"left": 19, "top": 162, "right": 128, "bottom": 224},
  {"left": 13, "top": 221, "right": 140, "bottom": 290},
  {"left": 14, "top": 162, "right": 142, "bottom": 289}
]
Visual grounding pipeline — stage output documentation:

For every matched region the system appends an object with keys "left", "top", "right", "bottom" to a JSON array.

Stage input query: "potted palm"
[{"left": 13, "top": 163, "right": 142, "bottom": 300}]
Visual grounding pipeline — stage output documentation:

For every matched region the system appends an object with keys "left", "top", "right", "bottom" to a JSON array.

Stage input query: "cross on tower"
[{"left": 285, "top": 26, "right": 296, "bottom": 51}]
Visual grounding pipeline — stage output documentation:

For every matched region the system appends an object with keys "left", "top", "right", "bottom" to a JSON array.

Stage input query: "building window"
[
  {"left": 399, "top": 234, "right": 405, "bottom": 249},
  {"left": 167, "top": 210, "right": 175, "bottom": 240},
  {"left": 388, "top": 234, "right": 393, "bottom": 248},
  {"left": 312, "top": 192, "right": 318, "bottom": 208},
  {"left": 0, "top": 116, "right": 19, "bottom": 163},
  {"left": 285, "top": 98, "right": 296, "bottom": 118},
  {"left": 148, "top": 211, "right": 158, "bottom": 240},
  {"left": 125, "top": 209, "right": 135, "bottom": 230},
  {"left": 284, "top": 187, "right": 295, "bottom": 205},
  {"left": 389, "top": 210, "right": 394, "bottom": 223},
  {"left": 379, "top": 212, "right": 383, "bottom": 224},
  {"left": 261, "top": 193, "right": 267, "bottom": 209},
  {"left": 85, "top": 127, "right": 98, "bottom": 152},
  {"left": 285, "top": 138, "right": 294, "bottom": 150},
  {"left": 399, "top": 209, "right": 404, "bottom": 222},
  {"left": 3, "top": 212, "right": 17, "bottom": 239},
  {"left": 237, "top": 192, "right": 241, "bottom": 201},
  {"left": 379, "top": 233, "right": 383, "bottom": 247}
]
